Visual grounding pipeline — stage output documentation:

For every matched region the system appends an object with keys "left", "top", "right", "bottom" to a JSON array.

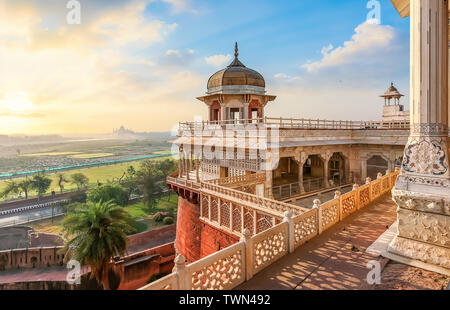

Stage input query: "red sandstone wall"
[
  {"left": 176, "top": 197, "right": 239, "bottom": 263},
  {"left": 176, "top": 197, "right": 201, "bottom": 262},
  {"left": 0, "top": 247, "right": 65, "bottom": 270},
  {"left": 200, "top": 221, "right": 240, "bottom": 259}
]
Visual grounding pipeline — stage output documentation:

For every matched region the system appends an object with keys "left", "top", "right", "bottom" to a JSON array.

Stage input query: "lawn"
[
  {"left": 20, "top": 152, "right": 82, "bottom": 157},
  {"left": 70, "top": 153, "right": 115, "bottom": 159},
  {"left": 126, "top": 194, "right": 178, "bottom": 233},
  {"left": 0, "top": 155, "right": 173, "bottom": 202}
]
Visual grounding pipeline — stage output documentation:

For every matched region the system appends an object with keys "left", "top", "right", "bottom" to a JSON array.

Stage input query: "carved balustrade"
[
  {"left": 208, "top": 173, "right": 266, "bottom": 187},
  {"left": 318, "top": 198, "right": 340, "bottom": 233},
  {"left": 143, "top": 170, "right": 401, "bottom": 291}
]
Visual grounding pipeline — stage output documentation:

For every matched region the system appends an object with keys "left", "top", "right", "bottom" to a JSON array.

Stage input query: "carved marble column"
[
  {"left": 321, "top": 151, "right": 333, "bottom": 188},
  {"left": 295, "top": 152, "right": 308, "bottom": 193},
  {"left": 262, "top": 151, "right": 274, "bottom": 199},
  {"left": 388, "top": 0, "right": 450, "bottom": 273},
  {"left": 243, "top": 103, "right": 249, "bottom": 124}
]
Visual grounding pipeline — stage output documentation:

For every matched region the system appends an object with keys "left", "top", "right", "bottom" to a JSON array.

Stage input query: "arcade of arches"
[{"left": 269, "top": 147, "right": 404, "bottom": 199}]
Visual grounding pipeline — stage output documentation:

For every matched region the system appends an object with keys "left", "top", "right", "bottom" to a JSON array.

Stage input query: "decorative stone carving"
[
  {"left": 392, "top": 190, "right": 450, "bottom": 215},
  {"left": 388, "top": 236, "right": 450, "bottom": 269},
  {"left": 293, "top": 210, "right": 317, "bottom": 248},
  {"left": 402, "top": 137, "right": 448, "bottom": 176},
  {"left": 191, "top": 248, "right": 244, "bottom": 290},
  {"left": 410, "top": 123, "right": 449, "bottom": 136},
  {"left": 396, "top": 208, "right": 450, "bottom": 247},
  {"left": 320, "top": 200, "right": 339, "bottom": 230}
]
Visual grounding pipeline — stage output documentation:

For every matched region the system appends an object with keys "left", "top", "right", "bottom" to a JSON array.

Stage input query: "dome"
[
  {"left": 207, "top": 43, "right": 265, "bottom": 91},
  {"left": 385, "top": 82, "right": 399, "bottom": 94}
]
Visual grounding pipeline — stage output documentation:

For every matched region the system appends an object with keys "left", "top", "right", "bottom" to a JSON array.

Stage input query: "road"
[{"left": 0, "top": 206, "right": 64, "bottom": 228}]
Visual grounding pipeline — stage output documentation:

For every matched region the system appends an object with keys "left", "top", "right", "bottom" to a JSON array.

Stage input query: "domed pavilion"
[{"left": 197, "top": 43, "right": 276, "bottom": 123}]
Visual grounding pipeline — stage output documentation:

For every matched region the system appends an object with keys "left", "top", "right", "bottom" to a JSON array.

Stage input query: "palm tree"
[{"left": 61, "top": 201, "right": 135, "bottom": 289}]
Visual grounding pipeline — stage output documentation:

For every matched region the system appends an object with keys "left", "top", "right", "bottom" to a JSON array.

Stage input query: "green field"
[
  {"left": 0, "top": 155, "right": 173, "bottom": 201},
  {"left": 69, "top": 153, "right": 115, "bottom": 159}
]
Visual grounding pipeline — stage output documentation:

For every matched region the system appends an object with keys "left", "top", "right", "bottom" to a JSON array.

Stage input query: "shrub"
[
  {"left": 163, "top": 216, "right": 174, "bottom": 225},
  {"left": 153, "top": 212, "right": 166, "bottom": 222},
  {"left": 69, "top": 191, "right": 87, "bottom": 204},
  {"left": 87, "top": 184, "right": 129, "bottom": 207}
]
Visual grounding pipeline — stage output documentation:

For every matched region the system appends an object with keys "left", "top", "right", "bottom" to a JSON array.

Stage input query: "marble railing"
[
  {"left": 166, "top": 176, "right": 201, "bottom": 190},
  {"left": 142, "top": 169, "right": 400, "bottom": 291},
  {"left": 201, "top": 182, "right": 307, "bottom": 217},
  {"left": 178, "top": 117, "right": 411, "bottom": 131},
  {"left": 208, "top": 173, "right": 266, "bottom": 187}
]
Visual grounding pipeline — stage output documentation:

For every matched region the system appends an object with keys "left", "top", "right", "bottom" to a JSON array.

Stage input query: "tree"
[
  {"left": 60, "top": 201, "right": 135, "bottom": 290},
  {"left": 31, "top": 174, "right": 52, "bottom": 201},
  {"left": 17, "top": 179, "right": 33, "bottom": 200},
  {"left": 87, "top": 184, "right": 129, "bottom": 207},
  {"left": 120, "top": 166, "right": 141, "bottom": 203},
  {"left": 137, "top": 160, "right": 164, "bottom": 207},
  {"left": 157, "top": 159, "right": 177, "bottom": 178},
  {"left": 71, "top": 173, "right": 89, "bottom": 191},
  {"left": 57, "top": 173, "right": 69, "bottom": 193},
  {"left": 0, "top": 181, "right": 19, "bottom": 199}
]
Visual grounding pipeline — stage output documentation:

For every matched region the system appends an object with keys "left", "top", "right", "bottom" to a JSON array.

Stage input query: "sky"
[{"left": 0, "top": 0, "right": 410, "bottom": 135}]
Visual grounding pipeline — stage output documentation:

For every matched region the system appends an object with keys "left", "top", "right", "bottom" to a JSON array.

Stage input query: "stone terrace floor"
[{"left": 237, "top": 194, "right": 449, "bottom": 290}]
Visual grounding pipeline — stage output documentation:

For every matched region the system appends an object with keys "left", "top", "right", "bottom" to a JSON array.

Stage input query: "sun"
[{"left": 0, "top": 92, "right": 33, "bottom": 112}]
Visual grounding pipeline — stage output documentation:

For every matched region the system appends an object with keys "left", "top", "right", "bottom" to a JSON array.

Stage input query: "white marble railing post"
[
  {"left": 241, "top": 229, "right": 254, "bottom": 281},
  {"left": 312, "top": 199, "right": 322, "bottom": 235},
  {"left": 173, "top": 254, "right": 188, "bottom": 290},
  {"left": 283, "top": 210, "right": 295, "bottom": 253},
  {"left": 334, "top": 190, "right": 342, "bottom": 221},
  {"left": 352, "top": 184, "right": 360, "bottom": 210},
  {"left": 389, "top": 0, "right": 450, "bottom": 272}
]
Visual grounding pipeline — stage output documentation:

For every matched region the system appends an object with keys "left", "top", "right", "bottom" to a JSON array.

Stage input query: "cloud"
[
  {"left": 0, "top": 0, "right": 206, "bottom": 134},
  {"left": 268, "top": 21, "right": 409, "bottom": 121},
  {"left": 274, "top": 73, "right": 301, "bottom": 82},
  {"left": 162, "top": 0, "right": 198, "bottom": 14},
  {"left": 302, "top": 22, "right": 398, "bottom": 73},
  {"left": 205, "top": 54, "right": 232, "bottom": 68}
]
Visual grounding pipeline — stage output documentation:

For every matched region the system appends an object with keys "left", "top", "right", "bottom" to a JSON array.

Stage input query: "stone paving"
[{"left": 237, "top": 193, "right": 449, "bottom": 290}]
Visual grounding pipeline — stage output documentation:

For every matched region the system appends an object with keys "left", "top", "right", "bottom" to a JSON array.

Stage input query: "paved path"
[
  {"left": 0, "top": 207, "right": 63, "bottom": 228},
  {"left": 237, "top": 194, "right": 397, "bottom": 290}
]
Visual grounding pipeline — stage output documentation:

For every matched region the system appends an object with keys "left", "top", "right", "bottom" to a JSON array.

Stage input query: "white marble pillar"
[
  {"left": 295, "top": 152, "right": 307, "bottom": 193},
  {"left": 388, "top": 0, "right": 450, "bottom": 273}
]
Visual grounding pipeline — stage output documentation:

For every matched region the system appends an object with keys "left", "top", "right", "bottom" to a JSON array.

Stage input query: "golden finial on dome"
[{"left": 235, "top": 42, "right": 239, "bottom": 58}]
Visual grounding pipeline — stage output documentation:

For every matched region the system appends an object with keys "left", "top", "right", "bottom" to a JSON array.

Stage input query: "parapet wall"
[
  {"left": 176, "top": 197, "right": 239, "bottom": 263},
  {"left": 0, "top": 246, "right": 65, "bottom": 271}
]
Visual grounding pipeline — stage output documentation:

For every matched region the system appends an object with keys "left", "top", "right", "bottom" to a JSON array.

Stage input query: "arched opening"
[
  {"left": 328, "top": 153, "right": 346, "bottom": 186},
  {"left": 30, "top": 257, "right": 38, "bottom": 268},
  {"left": 303, "top": 155, "right": 325, "bottom": 192},
  {"left": 367, "top": 155, "right": 388, "bottom": 180},
  {"left": 272, "top": 157, "right": 300, "bottom": 199}
]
